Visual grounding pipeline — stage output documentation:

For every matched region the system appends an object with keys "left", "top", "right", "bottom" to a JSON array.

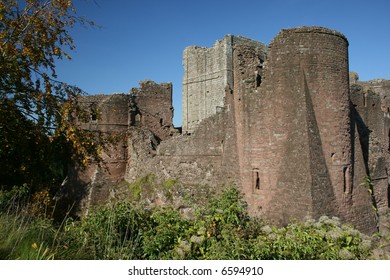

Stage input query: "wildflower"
[
  {"left": 325, "top": 229, "right": 344, "bottom": 241},
  {"left": 315, "top": 229, "right": 326, "bottom": 238},
  {"left": 261, "top": 225, "right": 273, "bottom": 234},
  {"left": 360, "top": 238, "right": 372, "bottom": 251},
  {"left": 338, "top": 248, "right": 354, "bottom": 259},
  {"left": 319, "top": 216, "right": 330, "bottom": 224},
  {"left": 323, "top": 216, "right": 341, "bottom": 227},
  {"left": 190, "top": 235, "right": 204, "bottom": 244},
  {"left": 178, "top": 240, "right": 191, "bottom": 253},
  {"left": 314, "top": 222, "right": 323, "bottom": 229},
  {"left": 31, "top": 243, "right": 38, "bottom": 250},
  {"left": 267, "top": 233, "right": 277, "bottom": 241},
  {"left": 304, "top": 218, "right": 316, "bottom": 227},
  {"left": 346, "top": 228, "right": 361, "bottom": 237}
]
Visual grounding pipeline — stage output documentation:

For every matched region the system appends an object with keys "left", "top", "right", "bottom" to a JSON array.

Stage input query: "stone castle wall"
[
  {"left": 182, "top": 35, "right": 267, "bottom": 133},
  {"left": 69, "top": 81, "right": 175, "bottom": 211},
  {"left": 130, "top": 80, "right": 174, "bottom": 141},
  {"left": 350, "top": 79, "right": 390, "bottom": 232},
  {"left": 231, "top": 27, "right": 376, "bottom": 232},
  {"left": 68, "top": 27, "right": 389, "bottom": 234}
]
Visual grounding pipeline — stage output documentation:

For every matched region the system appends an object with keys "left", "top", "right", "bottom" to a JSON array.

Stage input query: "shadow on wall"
[
  {"left": 352, "top": 107, "right": 371, "bottom": 176},
  {"left": 52, "top": 166, "right": 91, "bottom": 221}
]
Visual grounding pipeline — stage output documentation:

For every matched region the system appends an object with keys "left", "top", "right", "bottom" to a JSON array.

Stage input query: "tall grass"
[
  {"left": 0, "top": 208, "right": 55, "bottom": 259},
  {"left": 0, "top": 185, "right": 389, "bottom": 260}
]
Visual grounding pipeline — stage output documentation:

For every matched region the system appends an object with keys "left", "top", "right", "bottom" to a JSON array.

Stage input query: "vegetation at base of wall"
[
  {"left": 128, "top": 174, "right": 156, "bottom": 201},
  {"left": 360, "top": 176, "right": 379, "bottom": 213},
  {"left": 1, "top": 185, "right": 389, "bottom": 260},
  {"left": 123, "top": 174, "right": 214, "bottom": 209}
]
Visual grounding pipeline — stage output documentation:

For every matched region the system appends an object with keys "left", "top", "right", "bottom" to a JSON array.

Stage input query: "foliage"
[
  {"left": 57, "top": 202, "right": 148, "bottom": 259},
  {"left": 0, "top": 185, "right": 387, "bottom": 260},
  {"left": 0, "top": 184, "right": 30, "bottom": 211},
  {"left": 128, "top": 174, "right": 157, "bottom": 201},
  {"left": 142, "top": 207, "right": 191, "bottom": 259},
  {"left": 0, "top": 100, "right": 69, "bottom": 191},
  {"left": 0, "top": 0, "right": 92, "bottom": 144},
  {"left": 0, "top": 0, "right": 111, "bottom": 206},
  {"left": 251, "top": 216, "right": 372, "bottom": 260},
  {"left": 29, "top": 189, "right": 54, "bottom": 218},
  {"left": 164, "top": 187, "right": 372, "bottom": 260},
  {"left": 0, "top": 209, "right": 57, "bottom": 259},
  {"left": 360, "top": 175, "right": 379, "bottom": 219}
]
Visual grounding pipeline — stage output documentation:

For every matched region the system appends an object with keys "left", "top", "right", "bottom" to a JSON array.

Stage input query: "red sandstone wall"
[
  {"left": 232, "top": 27, "right": 376, "bottom": 232},
  {"left": 351, "top": 83, "right": 390, "bottom": 221},
  {"left": 130, "top": 80, "right": 174, "bottom": 141},
  {"left": 67, "top": 82, "right": 175, "bottom": 212},
  {"left": 74, "top": 94, "right": 130, "bottom": 208},
  {"left": 67, "top": 29, "right": 385, "bottom": 234}
]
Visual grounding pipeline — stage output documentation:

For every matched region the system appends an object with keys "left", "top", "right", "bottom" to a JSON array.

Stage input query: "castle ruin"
[
  {"left": 182, "top": 35, "right": 267, "bottom": 133},
  {"left": 69, "top": 27, "right": 390, "bottom": 234}
]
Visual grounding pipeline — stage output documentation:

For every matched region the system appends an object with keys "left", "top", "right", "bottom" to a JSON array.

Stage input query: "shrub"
[
  {"left": 0, "top": 185, "right": 383, "bottom": 260},
  {"left": 58, "top": 202, "right": 148, "bottom": 259},
  {"left": 251, "top": 216, "right": 372, "bottom": 260},
  {"left": 142, "top": 207, "right": 191, "bottom": 259},
  {"left": 0, "top": 184, "right": 30, "bottom": 211}
]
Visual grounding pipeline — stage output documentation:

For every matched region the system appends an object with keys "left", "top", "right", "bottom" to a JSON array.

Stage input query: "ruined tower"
[
  {"left": 67, "top": 81, "right": 174, "bottom": 212},
  {"left": 233, "top": 27, "right": 376, "bottom": 232},
  {"left": 182, "top": 35, "right": 267, "bottom": 133},
  {"left": 129, "top": 80, "right": 174, "bottom": 141}
]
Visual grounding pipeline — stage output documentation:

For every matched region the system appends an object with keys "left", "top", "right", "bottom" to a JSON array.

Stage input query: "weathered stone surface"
[
  {"left": 182, "top": 35, "right": 267, "bottom": 134},
  {"left": 350, "top": 80, "right": 390, "bottom": 233},
  {"left": 130, "top": 80, "right": 175, "bottom": 141},
  {"left": 62, "top": 81, "right": 175, "bottom": 214},
  {"left": 65, "top": 27, "right": 389, "bottom": 234}
]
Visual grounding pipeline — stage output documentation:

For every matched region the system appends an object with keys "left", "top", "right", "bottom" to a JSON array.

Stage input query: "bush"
[
  {"left": 142, "top": 207, "right": 191, "bottom": 259},
  {"left": 251, "top": 217, "right": 372, "bottom": 260},
  {"left": 0, "top": 185, "right": 382, "bottom": 260},
  {"left": 0, "top": 184, "right": 30, "bottom": 211},
  {"left": 57, "top": 202, "right": 148, "bottom": 259}
]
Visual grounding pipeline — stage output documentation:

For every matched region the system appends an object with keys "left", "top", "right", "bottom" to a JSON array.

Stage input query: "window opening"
[
  {"left": 90, "top": 104, "right": 98, "bottom": 121},
  {"left": 255, "top": 72, "right": 262, "bottom": 88},
  {"left": 253, "top": 169, "right": 260, "bottom": 192},
  {"left": 343, "top": 166, "right": 350, "bottom": 194},
  {"left": 363, "top": 93, "right": 367, "bottom": 107},
  {"left": 256, "top": 174, "right": 260, "bottom": 189},
  {"left": 388, "top": 128, "right": 390, "bottom": 152}
]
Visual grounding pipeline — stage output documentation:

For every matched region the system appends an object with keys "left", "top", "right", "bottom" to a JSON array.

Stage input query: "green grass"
[
  {"left": 0, "top": 186, "right": 389, "bottom": 260},
  {"left": 0, "top": 209, "right": 56, "bottom": 259}
]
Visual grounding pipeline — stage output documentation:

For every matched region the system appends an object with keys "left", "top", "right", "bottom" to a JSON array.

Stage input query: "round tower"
[
  {"left": 243, "top": 26, "right": 356, "bottom": 225},
  {"left": 276, "top": 26, "right": 352, "bottom": 204}
]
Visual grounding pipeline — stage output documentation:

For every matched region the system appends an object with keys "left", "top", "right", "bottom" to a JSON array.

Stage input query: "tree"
[{"left": 0, "top": 0, "right": 101, "bottom": 192}]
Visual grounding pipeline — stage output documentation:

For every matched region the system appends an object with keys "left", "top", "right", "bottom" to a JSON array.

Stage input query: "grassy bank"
[{"left": 0, "top": 186, "right": 389, "bottom": 260}]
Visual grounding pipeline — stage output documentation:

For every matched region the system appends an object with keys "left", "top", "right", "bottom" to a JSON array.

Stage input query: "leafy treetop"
[{"left": 0, "top": 0, "right": 107, "bottom": 192}]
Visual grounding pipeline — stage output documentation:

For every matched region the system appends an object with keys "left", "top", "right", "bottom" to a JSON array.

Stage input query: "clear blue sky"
[{"left": 56, "top": 0, "right": 390, "bottom": 126}]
